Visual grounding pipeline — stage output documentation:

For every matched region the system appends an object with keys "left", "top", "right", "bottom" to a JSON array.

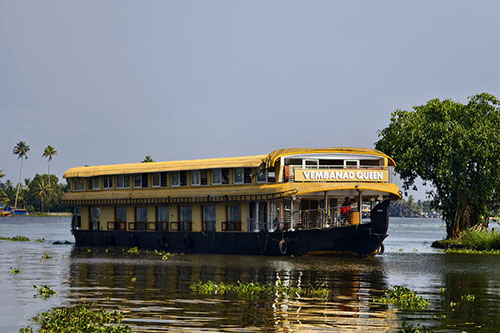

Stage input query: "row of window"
[
  {"left": 74, "top": 168, "right": 269, "bottom": 191},
  {"left": 89, "top": 205, "right": 242, "bottom": 232}
]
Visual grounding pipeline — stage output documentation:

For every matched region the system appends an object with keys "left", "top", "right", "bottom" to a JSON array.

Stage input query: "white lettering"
[
  {"left": 315, "top": 171, "right": 323, "bottom": 179},
  {"left": 349, "top": 171, "right": 355, "bottom": 179},
  {"left": 329, "top": 171, "right": 335, "bottom": 179},
  {"left": 303, "top": 171, "right": 310, "bottom": 179},
  {"left": 357, "top": 171, "right": 363, "bottom": 179}
]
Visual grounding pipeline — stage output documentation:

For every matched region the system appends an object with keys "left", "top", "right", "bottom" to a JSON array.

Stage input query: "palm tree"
[
  {"left": 42, "top": 145, "right": 58, "bottom": 186},
  {"left": 37, "top": 179, "right": 50, "bottom": 213},
  {"left": 0, "top": 169, "right": 4, "bottom": 179},
  {"left": 13, "top": 141, "right": 30, "bottom": 208}
]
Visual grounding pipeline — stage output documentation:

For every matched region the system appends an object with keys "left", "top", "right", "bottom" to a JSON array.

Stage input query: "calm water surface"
[{"left": 1, "top": 217, "right": 500, "bottom": 332}]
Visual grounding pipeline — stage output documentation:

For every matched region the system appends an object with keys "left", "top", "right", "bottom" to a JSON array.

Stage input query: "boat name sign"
[{"left": 294, "top": 169, "right": 388, "bottom": 182}]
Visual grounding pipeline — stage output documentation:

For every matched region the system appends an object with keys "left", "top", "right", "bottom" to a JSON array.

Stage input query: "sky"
[{"left": 1, "top": 1, "right": 499, "bottom": 200}]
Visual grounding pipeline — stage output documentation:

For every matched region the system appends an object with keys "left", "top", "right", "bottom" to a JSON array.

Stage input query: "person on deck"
[{"left": 340, "top": 197, "right": 352, "bottom": 223}]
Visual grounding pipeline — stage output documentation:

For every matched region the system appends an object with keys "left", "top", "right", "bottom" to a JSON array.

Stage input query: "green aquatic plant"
[
  {"left": 373, "top": 285, "right": 430, "bottom": 310},
  {"left": 10, "top": 267, "right": 21, "bottom": 274},
  {"left": 398, "top": 321, "right": 434, "bottom": 333},
  {"left": 41, "top": 253, "right": 52, "bottom": 260},
  {"left": 52, "top": 240, "right": 71, "bottom": 245},
  {"left": 35, "top": 238, "right": 45, "bottom": 243},
  {"left": 0, "top": 235, "right": 30, "bottom": 242},
  {"left": 461, "top": 294, "right": 475, "bottom": 302},
  {"left": 190, "top": 279, "right": 329, "bottom": 298},
  {"left": 19, "top": 303, "right": 131, "bottom": 332},
  {"left": 126, "top": 246, "right": 139, "bottom": 254},
  {"left": 34, "top": 285, "right": 57, "bottom": 298}
]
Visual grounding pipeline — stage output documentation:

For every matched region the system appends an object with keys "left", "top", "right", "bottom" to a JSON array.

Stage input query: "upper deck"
[{"left": 62, "top": 147, "right": 400, "bottom": 205}]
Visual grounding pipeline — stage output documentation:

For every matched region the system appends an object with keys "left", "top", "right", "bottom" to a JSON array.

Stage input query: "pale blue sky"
[{"left": 1, "top": 1, "right": 499, "bottom": 199}]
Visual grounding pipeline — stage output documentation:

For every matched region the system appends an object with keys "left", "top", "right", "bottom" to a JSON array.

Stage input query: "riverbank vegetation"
[
  {"left": 433, "top": 228, "right": 500, "bottom": 253},
  {"left": 190, "top": 279, "right": 330, "bottom": 298},
  {"left": 20, "top": 303, "right": 131, "bottom": 332},
  {"left": 376, "top": 93, "right": 500, "bottom": 239}
]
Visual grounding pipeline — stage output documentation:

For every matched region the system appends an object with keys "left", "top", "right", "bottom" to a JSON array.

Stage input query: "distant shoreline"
[{"left": 0, "top": 212, "right": 72, "bottom": 217}]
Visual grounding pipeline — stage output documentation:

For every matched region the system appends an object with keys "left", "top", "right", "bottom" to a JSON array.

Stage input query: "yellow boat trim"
[{"left": 63, "top": 181, "right": 400, "bottom": 201}]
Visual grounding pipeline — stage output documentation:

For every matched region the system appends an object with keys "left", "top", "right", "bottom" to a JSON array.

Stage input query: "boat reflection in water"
[{"left": 68, "top": 248, "right": 398, "bottom": 331}]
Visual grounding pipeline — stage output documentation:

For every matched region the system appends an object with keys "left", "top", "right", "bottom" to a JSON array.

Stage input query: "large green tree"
[
  {"left": 13, "top": 141, "right": 30, "bottom": 208},
  {"left": 375, "top": 93, "right": 500, "bottom": 238}
]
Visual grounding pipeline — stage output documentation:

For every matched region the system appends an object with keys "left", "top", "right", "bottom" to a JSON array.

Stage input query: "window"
[
  {"left": 179, "top": 206, "right": 192, "bottom": 221},
  {"left": 142, "top": 173, "right": 149, "bottom": 188},
  {"left": 157, "top": 206, "right": 169, "bottom": 222},
  {"left": 180, "top": 171, "right": 187, "bottom": 186},
  {"left": 172, "top": 172, "right": 180, "bottom": 186},
  {"left": 344, "top": 160, "right": 360, "bottom": 168},
  {"left": 234, "top": 168, "right": 244, "bottom": 184},
  {"left": 157, "top": 206, "right": 169, "bottom": 231},
  {"left": 221, "top": 169, "right": 229, "bottom": 184},
  {"left": 191, "top": 170, "right": 201, "bottom": 186},
  {"left": 116, "top": 175, "right": 130, "bottom": 189},
  {"left": 225, "top": 205, "right": 242, "bottom": 231},
  {"left": 134, "top": 174, "right": 142, "bottom": 188},
  {"left": 212, "top": 169, "right": 221, "bottom": 185},
  {"left": 90, "top": 207, "right": 100, "bottom": 230},
  {"left": 202, "top": 205, "right": 216, "bottom": 232},
  {"left": 103, "top": 176, "right": 113, "bottom": 189},
  {"left": 116, "top": 207, "right": 127, "bottom": 222},
  {"left": 160, "top": 172, "right": 167, "bottom": 187},
  {"left": 136, "top": 207, "right": 148, "bottom": 222},
  {"left": 244, "top": 168, "right": 252, "bottom": 184},
  {"left": 267, "top": 170, "right": 276, "bottom": 182},
  {"left": 73, "top": 178, "right": 84, "bottom": 191},
  {"left": 227, "top": 205, "right": 241, "bottom": 222},
  {"left": 200, "top": 170, "right": 208, "bottom": 185},
  {"left": 90, "top": 177, "right": 100, "bottom": 190},
  {"left": 152, "top": 173, "right": 161, "bottom": 187},
  {"left": 257, "top": 170, "right": 267, "bottom": 183},
  {"left": 178, "top": 206, "right": 192, "bottom": 231}
]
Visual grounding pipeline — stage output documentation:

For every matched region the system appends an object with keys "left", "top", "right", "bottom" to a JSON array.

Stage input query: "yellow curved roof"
[
  {"left": 63, "top": 147, "right": 396, "bottom": 178},
  {"left": 264, "top": 147, "right": 396, "bottom": 168},
  {"left": 63, "top": 155, "right": 267, "bottom": 178}
]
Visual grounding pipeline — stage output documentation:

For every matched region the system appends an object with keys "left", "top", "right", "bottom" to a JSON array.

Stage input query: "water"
[{"left": 2, "top": 217, "right": 500, "bottom": 332}]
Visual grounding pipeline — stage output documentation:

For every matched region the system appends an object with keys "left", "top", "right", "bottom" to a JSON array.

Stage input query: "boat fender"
[
  {"left": 279, "top": 239, "right": 288, "bottom": 255},
  {"left": 378, "top": 243, "right": 385, "bottom": 255}
]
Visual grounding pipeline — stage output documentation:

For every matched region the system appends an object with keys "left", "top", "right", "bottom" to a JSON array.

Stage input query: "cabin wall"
[
  {"left": 215, "top": 203, "right": 225, "bottom": 232},
  {"left": 81, "top": 206, "right": 89, "bottom": 230}
]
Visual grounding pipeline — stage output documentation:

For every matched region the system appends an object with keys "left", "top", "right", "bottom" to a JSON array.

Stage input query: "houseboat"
[{"left": 62, "top": 148, "right": 400, "bottom": 256}]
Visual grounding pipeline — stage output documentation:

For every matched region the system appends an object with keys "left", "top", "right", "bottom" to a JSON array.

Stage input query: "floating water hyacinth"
[
  {"left": 0, "top": 235, "right": 30, "bottom": 241},
  {"left": 19, "top": 303, "right": 131, "bottom": 332},
  {"left": 373, "top": 285, "right": 429, "bottom": 310},
  {"left": 190, "top": 279, "right": 329, "bottom": 298}
]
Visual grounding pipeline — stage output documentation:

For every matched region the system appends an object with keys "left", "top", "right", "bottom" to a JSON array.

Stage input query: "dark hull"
[{"left": 74, "top": 200, "right": 390, "bottom": 257}]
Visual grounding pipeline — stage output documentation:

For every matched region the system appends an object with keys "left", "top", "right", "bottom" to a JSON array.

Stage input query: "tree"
[
  {"left": 42, "top": 145, "right": 58, "bottom": 186},
  {"left": 142, "top": 155, "right": 154, "bottom": 163},
  {"left": 13, "top": 141, "right": 30, "bottom": 208},
  {"left": 375, "top": 93, "right": 500, "bottom": 238},
  {"left": 36, "top": 179, "right": 52, "bottom": 213}
]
